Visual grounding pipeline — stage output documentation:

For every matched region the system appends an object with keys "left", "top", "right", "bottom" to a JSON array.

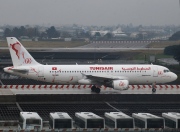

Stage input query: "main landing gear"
[
  {"left": 152, "top": 83, "right": 156, "bottom": 93},
  {"left": 91, "top": 85, "right": 101, "bottom": 93}
]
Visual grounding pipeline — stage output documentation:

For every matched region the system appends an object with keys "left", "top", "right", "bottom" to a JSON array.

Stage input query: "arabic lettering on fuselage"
[
  {"left": 122, "top": 67, "right": 151, "bottom": 70},
  {"left": 90, "top": 67, "right": 113, "bottom": 70}
]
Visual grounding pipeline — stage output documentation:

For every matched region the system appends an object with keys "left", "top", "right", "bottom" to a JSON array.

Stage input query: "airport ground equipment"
[
  {"left": 105, "top": 112, "right": 134, "bottom": 128},
  {"left": 75, "top": 112, "right": 104, "bottom": 128},
  {"left": 49, "top": 112, "right": 72, "bottom": 129},
  {"left": 162, "top": 112, "right": 180, "bottom": 128},
  {"left": 132, "top": 113, "right": 164, "bottom": 128},
  {"left": 18, "top": 112, "right": 43, "bottom": 130}
]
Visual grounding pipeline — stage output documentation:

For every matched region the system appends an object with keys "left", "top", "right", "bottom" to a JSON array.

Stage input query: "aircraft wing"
[{"left": 83, "top": 73, "right": 128, "bottom": 82}]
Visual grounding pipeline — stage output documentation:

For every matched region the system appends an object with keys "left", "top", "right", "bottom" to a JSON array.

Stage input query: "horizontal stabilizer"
[{"left": 11, "top": 68, "right": 28, "bottom": 74}]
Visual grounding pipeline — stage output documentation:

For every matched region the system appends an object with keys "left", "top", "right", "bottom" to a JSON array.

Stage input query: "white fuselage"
[{"left": 4, "top": 64, "right": 177, "bottom": 85}]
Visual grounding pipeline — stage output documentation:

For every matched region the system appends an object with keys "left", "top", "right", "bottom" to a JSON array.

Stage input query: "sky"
[{"left": 0, "top": 0, "right": 180, "bottom": 26}]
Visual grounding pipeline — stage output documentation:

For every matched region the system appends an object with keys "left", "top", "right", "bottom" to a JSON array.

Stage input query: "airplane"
[{"left": 4, "top": 37, "right": 177, "bottom": 93}]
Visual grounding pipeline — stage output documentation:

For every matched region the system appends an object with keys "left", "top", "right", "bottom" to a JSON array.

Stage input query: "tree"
[
  {"left": 61, "top": 31, "right": 71, "bottom": 38},
  {"left": 12, "top": 27, "right": 20, "bottom": 38},
  {"left": 94, "top": 32, "right": 101, "bottom": 37},
  {"left": 3, "top": 26, "right": 41, "bottom": 39},
  {"left": 103, "top": 33, "right": 113, "bottom": 39},
  {"left": 26, "top": 27, "right": 39, "bottom": 38},
  {"left": 3, "top": 28, "right": 12, "bottom": 37},
  {"left": 40, "top": 32, "right": 48, "bottom": 39},
  {"left": 164, "top": 45, "right": 180, "bottom": 64},
  {"left": 46, "top": 26, "right": 59, "bottom": 38},
  {"left": 169, "top": 31, "right": 180, "bottom": 41},
  {"left": 173, "top": 46, "right": 180, "bottom": 65},
  {"left": 137, "top": 33, "right": 144, "bottom": 40},
  {"left": 19, "top": 26, "right": 27, "bottom": 36}
]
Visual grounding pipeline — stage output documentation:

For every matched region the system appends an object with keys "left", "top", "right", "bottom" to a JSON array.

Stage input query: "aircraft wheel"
[
  {"left": 91, "top": 85, "right": 96, "bottom": 92},
  {"left": 95, "top": 88, "right": 101, "bottom": 93},
  {"left": 152, "top": 88, "right": 156, "bottom": 93}
]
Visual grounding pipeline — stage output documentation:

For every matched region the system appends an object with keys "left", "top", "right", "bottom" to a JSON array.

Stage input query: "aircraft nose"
[{"left": 172, "top": 73, "right": 178, "bottom": 81}]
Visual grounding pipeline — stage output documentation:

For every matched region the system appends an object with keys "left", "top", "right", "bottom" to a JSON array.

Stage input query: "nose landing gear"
[{"left": 152, "top": 88, "right": 156, "bottom": 93}]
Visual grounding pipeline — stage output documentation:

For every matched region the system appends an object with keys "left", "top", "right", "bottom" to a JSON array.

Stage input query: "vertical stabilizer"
[{"left": 7, "top": 37, "right": 41, "bottom": 66}]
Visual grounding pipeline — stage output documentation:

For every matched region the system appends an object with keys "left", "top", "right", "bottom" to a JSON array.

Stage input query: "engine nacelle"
[
  {"left": 112, "top": 80, "right": 129, "bottom": 90},
  {"left": 78, "top": 79, "right": 92, "bottom": 84}
]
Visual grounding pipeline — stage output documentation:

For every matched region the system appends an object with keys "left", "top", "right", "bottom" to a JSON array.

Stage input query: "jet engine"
[
  {"left": 112, "top": 80, "right": 129, "bottom": 90},
  {"left": 78, "top": 79, "right": 92, "bottom": 84}
]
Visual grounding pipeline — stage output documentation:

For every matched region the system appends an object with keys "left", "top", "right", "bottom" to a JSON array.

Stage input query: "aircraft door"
[
  {"left": 38, "top": 66, "right": 44, "bottom": 77},
  {"left": 153, "top": 66, "right": 158, "bottom": 77}
]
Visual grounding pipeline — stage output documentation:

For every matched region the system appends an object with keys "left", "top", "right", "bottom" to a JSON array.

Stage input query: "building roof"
[
  {"left": 50, "top": 112, "right": 72, "bottom": 119},
  {"left": 105, "top": 112, "right": 133, "bottom": 121},
  {"left": 132, "top": 113, "right": 163, "bottom": 121},
  {"left": 75, "top": 112, "right": 103, "bottom": 120},
  {"left": 162, "top": 112, "right": 180, "bottom": 121},
  {"left": 20, "top": 112, "right": 42, "bottom": 120}
]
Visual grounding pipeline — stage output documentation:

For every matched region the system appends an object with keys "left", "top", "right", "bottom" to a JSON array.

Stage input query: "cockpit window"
[{"left": 164, "top": 70, "right": 170, "bottom": 73}]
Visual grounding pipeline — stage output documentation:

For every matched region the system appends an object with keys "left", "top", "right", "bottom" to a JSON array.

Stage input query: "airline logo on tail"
[
  {"left": 10, "top": 42, "right": 21, "bottom": 59},
  {"left": 10, "top": 41, "right": 32, "bottom": 64}
]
